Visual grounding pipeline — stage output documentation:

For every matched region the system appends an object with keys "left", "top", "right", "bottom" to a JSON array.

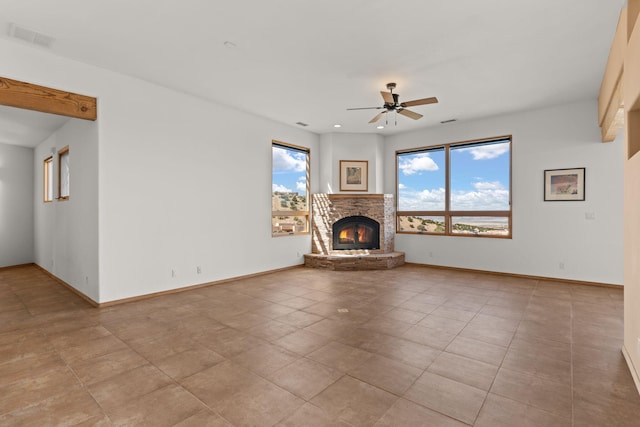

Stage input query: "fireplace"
[
  {"left": 332, "top": 216, "right": 380, "bottom": 250},
  {"left": 305, "top": 194, "right": 404, "bottom": 270}
]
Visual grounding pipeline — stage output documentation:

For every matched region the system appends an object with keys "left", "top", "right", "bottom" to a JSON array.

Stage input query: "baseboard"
[
  {"left": 402, "top": 262, "right": 622, "bottom": 289},
  {"left": 622, "top": 344, "right": 640, "bottom": 395},
  {"left": 98, "top": 264, "right": 304, "bottom": 307},
  {"left": 20, "top": 263, "right": 303, "bottom": 308},
  {"left": 33, "top": 264, "right": 99, "bottom": 307}
]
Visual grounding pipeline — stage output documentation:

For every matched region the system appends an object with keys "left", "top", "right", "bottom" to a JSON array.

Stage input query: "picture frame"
[
  {"left": 340, "top": 160, "right": 368, "bottom": 192},
  {"left": 544, "top": 167, "right": 585, "bottom": 201}
]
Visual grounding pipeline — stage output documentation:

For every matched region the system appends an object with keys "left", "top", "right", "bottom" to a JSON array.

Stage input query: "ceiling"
[
  {"left": 0, "top": 0, "right": 626, "bottom": 142},
  {"left": 0, "top": 105, "right": 69, "bottom": 148}
]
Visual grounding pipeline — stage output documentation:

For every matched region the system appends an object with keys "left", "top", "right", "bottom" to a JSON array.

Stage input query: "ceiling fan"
[{"left": 347, "top": 82, "right": 438, "bottom": 124}]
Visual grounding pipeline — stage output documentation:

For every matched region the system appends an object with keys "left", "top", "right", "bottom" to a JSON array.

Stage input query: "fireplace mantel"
[{"left": 326, "top": 194, "right": 385, "bottom": 200}]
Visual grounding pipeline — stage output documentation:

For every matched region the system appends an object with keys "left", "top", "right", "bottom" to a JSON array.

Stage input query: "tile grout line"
[
  {"left": 570, "top": 291, "right": 575, "bottom": 427},
  {"left": 94, "top": 320, "right": 235, "bottom": 425},
  {"left": 466, "top": 278, "right": 531, "bottom": 425}
]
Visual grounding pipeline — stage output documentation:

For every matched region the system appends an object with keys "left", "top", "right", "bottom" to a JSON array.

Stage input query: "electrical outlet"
[
  {"left": 297, "top": 252, "right": 301, "bottom": 258},
  {"left": 559, "top": 262, "right": 565, "bottom": 270},
  {"left": 171, "top": 269, "right": 176, "bottom": 278},
  {"left": 585, "top": 212, "right": 596, "bottom": 220},
  {"left": 197, "top": 266, "right": 202, "bottom": 274},
  {"left": 85, "top": 276, "right": 89, "bottom": 285},
  {"left": 429, "top": 252, "right": 433, "bottom": 258}
]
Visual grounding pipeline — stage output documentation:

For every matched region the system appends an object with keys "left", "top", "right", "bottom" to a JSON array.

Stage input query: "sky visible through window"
[
  {"left": 398, "top": 140, "right": 510, "bottom": 211},
  {"left": 272, "top": 145, "right": 307, "bottom": 195}
]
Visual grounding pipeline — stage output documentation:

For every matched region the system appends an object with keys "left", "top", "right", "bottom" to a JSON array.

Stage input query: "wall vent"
[
  {"left": 295, "top": 121, "right": 309, "bottom": 127},
  {"left": 8, "top": 23, "right": 55, "bottom": 48},
  {"left": 440, "top": 119, "right": 457, "bottom": 124}
]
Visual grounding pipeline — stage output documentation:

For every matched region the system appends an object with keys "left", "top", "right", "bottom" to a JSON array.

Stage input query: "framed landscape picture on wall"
[
  {"left": 340, "top": 160, "right": 368, "bottom": 192},
  {"left": 544, "top": 167, "right": 585, "bottom": 201}
]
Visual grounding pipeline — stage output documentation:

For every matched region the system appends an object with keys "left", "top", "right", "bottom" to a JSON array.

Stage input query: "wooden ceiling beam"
[
  {"left": 0, "top": 76, "right": 96, "bottom": 121},
  {"left": 598, "top": 9, "right": 626, "bottom": 142}
]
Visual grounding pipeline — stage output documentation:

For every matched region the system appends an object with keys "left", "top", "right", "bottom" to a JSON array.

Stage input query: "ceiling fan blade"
[
  {"left": 398, "top": 109, "right": 423, "bottom": 120},
  {"left": 369, "top": 111, "right": 387, "bottom": 123},
  {"left": 380, "top": 91, "right": 394, "bottom": 104},
  {"left": 347, "top": 106, "right": 384, "bottom": 110},
  {"left": 401, "top": 97, "right": 438, "bottom": 107}
]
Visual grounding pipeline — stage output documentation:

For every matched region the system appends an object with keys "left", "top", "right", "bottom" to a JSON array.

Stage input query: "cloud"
[
  {"left": 272, "top": 183, "right": 292, "bottom": 192},
  {"left": 451, "top": 181, "right": 509, "bottom": 210},
  {"left": 399, "top": 181, "right": 509, "bottom": 211},
  {"left": 399, "top": 187, "right": 446, "bottom": 210},
  {"left": 296, "top": 177, "right": 307, "bottom": 192},
  {"left": 473, "top": 181, "right": 504, "bottom": 191},
  {"left": 398, "top": 183, "right": 406, "bottom": 189},
  {"left": 399, "top": 153, "right": 439, "bottom": 175},
  {"left": 272, "top": 146, "right": 306, "bottom": 172},
  {"left": 457, "top": 144, "right": 509, "bottom": 160}
]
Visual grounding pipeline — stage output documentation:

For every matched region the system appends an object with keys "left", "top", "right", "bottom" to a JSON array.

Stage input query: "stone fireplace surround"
[{"left": 304, "top": 193, "right": 405, "bottom": 270}]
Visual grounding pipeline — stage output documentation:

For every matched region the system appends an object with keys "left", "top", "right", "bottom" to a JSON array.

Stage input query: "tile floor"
[{"left": 1, "top": 264, "right": 639, "bottom": 426}]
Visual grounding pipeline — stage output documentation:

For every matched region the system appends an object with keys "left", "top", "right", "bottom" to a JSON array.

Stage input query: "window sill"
[{"left": 272, "top": 231, "right": 310, "bottom": 237}]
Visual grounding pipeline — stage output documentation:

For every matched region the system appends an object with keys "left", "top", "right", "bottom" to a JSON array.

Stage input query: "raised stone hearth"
[
  {"left": 304, "top": 251, "right": 405, "bottom": 271},
  {"left": 306, "top": 193, "right": 404, "bottom": 270}
]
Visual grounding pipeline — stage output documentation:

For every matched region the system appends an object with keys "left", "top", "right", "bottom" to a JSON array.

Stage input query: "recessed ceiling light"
[
  {"left": 334, "top": 124, "right": 342, "bottom": 128},
  {"left": 377, "top": 125, "right": 384, "bottom": 129}
]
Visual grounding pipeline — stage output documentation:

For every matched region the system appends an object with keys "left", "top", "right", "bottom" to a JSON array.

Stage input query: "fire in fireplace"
[{"left": 332, "top": 215, "right": 380, "bottom": 250}]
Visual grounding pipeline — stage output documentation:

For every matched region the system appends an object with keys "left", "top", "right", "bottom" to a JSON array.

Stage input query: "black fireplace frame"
[{"left": 332, "top": 215, "right": 380, "bottom": 250}]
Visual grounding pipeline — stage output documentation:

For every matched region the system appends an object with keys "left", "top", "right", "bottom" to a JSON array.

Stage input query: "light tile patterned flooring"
[{"left": 1, "top": 264, "right": 639, "bottom": 426}]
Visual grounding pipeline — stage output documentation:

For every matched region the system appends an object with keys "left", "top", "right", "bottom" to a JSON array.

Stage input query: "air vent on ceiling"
[
  {"left": 440, "top": 119, "right": 457, "bottom": 124},
  {"left": 8, "top": 23, "right": 55, "bottom": 48},
  {"left": 295, "top": 122, "right": 309, "bottom": 127}
]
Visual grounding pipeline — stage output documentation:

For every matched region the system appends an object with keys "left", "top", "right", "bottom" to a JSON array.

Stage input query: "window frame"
[
  {"left": 271, "top": 140, "right": 310, "bottom": 237},
  {"left": 396, "top": 135, "right": 512, "bottom": 238},
  {"left": 58, "top": 145, "right": 70, "bottom": 201},
  {"left": 43, "top": 156, "right": 53, "bottom": 203}
]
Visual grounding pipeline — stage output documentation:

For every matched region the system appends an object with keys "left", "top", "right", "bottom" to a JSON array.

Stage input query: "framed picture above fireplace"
[{"left": 340, "top": 160, "right": 368, "bottom": 192}]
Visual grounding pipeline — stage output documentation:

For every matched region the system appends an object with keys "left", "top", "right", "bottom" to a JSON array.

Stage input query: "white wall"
[
  {"left": 98, "top": 81, "right": 319, "bottom": 302},
  {"left": 318, "top": 133, "right": 384, "bottom": 193},
  {"left": 34, "top": 119, "right": 99, "bottom": 301},
  {"left": 1, "top": 38, "right": 319, "bottom": 303},
  {"left": 0, "top": 143, "right": 34, "bottom": 267},
  {"left": 385, "top": 101, "right": 624, "bottom": 285}
]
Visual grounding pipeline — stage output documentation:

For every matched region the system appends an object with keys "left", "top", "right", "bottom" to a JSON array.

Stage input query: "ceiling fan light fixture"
[
  {"left": 377, "top": 125, "right": 384, "bottom": 129},
  {"left": 333, "top": 124, "right": 342, "bottom": 128}
]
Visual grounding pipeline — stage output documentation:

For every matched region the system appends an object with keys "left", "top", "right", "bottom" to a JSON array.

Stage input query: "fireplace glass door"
[{"left": 332, "top": 216, "right": 380, "bottom": 250}]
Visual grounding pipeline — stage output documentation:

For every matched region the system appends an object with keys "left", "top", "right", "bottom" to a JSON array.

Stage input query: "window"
[
  {"left": 58, "top": 146, "right": 70, "bottom": 200},
  {"left": 43, "top": 156, "right": 53, "bottom": 202},
  {"left": 397, "top": 136, "right": 511, "bottom": 237},
  {"left": 272, "top": 141, "right": 310, "bottom": 236}
]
